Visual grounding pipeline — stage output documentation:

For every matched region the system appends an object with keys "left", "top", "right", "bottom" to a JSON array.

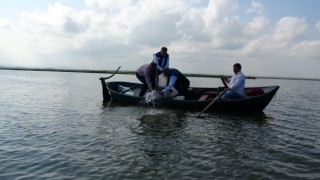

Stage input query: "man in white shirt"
[{"left": 221, "top": 63, "right": 245, "bottom": 99}]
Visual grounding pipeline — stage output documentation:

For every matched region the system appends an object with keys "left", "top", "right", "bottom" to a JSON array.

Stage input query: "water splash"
[{"left": 144, "top": 90, "right": 160, "bottom": 109}]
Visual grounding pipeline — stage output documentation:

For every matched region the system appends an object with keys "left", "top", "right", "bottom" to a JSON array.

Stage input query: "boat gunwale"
[{"left": 106, "top": 81, "right": 279, "bottom": 102}]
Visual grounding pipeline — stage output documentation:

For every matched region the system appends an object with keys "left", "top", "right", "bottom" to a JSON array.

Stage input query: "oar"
[
  {"left": 99, "top": 66, "right": 121, "bottom": 80},
  {"left": 99, "top": 66, "right": 121, "bottom": 102},
  {"left": 220, "top": 76, "right": 229, "bottom": 88},
  {"left": 196, "top": 90, "right": 226, "bottom": 118}
]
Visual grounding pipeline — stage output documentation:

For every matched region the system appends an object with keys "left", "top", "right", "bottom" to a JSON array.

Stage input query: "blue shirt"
[
  {"left": 162, "top": 76, "right": 177, "bottom": 93},
  {"left": 153, "top": 52, "right": 169, "bottom": 71},
  {"left": 161, "top": 69, "right": 177, "bottom": 93}
]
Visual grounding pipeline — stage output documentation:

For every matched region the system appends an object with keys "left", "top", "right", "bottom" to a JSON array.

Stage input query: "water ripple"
[{"left": 1, "top": 71, "right": 320, "bottom": 179}]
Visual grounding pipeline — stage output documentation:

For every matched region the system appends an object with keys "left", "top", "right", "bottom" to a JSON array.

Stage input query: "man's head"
[
  {"left": 233, "top": 63, "right": 241, "bottom": 74},
  {"left": 149, "top": 62, "right": 157, "bottom": 74},
  {"left": 160, "top": 47, "right": 168, "bottom": 56},
  {"left": 162, "top": 67, "right": 170, "bottom": 76}
]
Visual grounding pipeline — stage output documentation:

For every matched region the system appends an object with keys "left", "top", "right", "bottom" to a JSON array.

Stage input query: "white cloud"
[
  {"left": 0, "top": 0, "right": 319, "bottom": 78},
  {"left": 85, "top": 0, "right": 135, "bottom": 12},
  {"left": 0, "top": 18, "right": 11, "bottom": 28},
  {"left": 203, "top": 0, "right": 237, "bottom": 28},
  {"left": 0, "top": 29, "right": 38, "bottom": 67},
  {"left": 244, "top": 16, "right": 270, "bottom": 36},
  {"left": 246, "top": 0, "right": 264, "bottom": 15},
  {"left": 273, "top": 17, "right": 307, "bottom": 43},
  {"left": 241, "top": 17, "right": 311, "bottom": 59}
]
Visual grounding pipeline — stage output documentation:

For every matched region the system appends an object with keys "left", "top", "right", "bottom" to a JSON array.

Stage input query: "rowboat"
[{"left": 103, "top": 81, "right": 279, "bottom": 113}]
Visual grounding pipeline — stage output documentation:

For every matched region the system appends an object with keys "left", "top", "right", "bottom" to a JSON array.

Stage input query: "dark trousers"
[
  {"left": 174, "top": 78, "right": 190, "bottom": 96},
  {"left": 136, "top": 72, "right": 156, "bottom": 97}
]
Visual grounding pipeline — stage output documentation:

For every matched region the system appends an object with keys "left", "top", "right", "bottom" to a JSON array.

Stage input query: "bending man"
[
  {"left": 160, "top": 67, "right": 190, "bottom": 97},
  {"left": 136, "top": 62, "right": 159, "bottom": 97}
]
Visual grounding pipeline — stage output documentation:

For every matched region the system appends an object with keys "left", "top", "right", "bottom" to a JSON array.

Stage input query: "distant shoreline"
[{"left": 0, "top": 67, "right": 319, "bottom": 81}]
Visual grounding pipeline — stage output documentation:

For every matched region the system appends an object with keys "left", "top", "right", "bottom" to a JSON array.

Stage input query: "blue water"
[{"left": 0, "top": 70, "right": 319, "bottom": 179}]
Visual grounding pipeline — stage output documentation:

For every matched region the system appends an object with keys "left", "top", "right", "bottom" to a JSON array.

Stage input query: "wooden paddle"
[
  {"left": 220, "top": 76, "right": 229, "bottom": 88},
  {"left": 196, "top": 90, "right": 226, "bottom": 118}
]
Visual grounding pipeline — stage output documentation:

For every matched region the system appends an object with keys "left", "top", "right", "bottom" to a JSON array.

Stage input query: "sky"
[{"left": 0, "top": 0, "right": 320, "bottom": 78}]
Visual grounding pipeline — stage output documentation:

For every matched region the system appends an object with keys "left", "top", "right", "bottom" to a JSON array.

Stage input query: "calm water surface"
[{"left": 0, "top": 70, "right": 319, "bottom": 179}]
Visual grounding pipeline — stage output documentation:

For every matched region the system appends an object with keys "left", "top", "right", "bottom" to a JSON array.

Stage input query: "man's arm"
[
  {"left": 165, "top": 56, "right": 170, "bottom": 68},
  {"left": 153, "top": 55, "right": 162, "bottom": 71},
  {"left": 162, "top": 76, "right": 177, "bottom": 93},
  {"left": 144, "top": 69, "right": 154, "bottom": 91}
]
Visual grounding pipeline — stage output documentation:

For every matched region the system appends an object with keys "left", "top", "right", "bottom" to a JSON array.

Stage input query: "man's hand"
[
  {"left": 220, "top": 76, "right": 228, "bottom": 82},
  {"left": 221, "top": 76, "right": 229, "bottom": 88}
]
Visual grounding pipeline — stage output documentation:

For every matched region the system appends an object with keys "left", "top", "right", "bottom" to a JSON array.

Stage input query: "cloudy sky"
[{"left": 0, "top": 0, "right": 319, "bottom": 78}]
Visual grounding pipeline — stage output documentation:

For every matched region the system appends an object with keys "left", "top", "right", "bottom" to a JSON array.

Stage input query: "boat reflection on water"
[{"left": 208, "top": 112, "right": 274, "bottom": 124}]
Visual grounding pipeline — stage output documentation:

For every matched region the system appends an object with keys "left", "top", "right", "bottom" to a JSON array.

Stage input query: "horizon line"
[{"left": 0, "top": 66, "right": 319, "bottom": 81}]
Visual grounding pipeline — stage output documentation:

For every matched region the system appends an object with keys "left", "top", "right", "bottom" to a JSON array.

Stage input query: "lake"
[{"left": 0, "top": 70, "right": 319, "bottom": 179}]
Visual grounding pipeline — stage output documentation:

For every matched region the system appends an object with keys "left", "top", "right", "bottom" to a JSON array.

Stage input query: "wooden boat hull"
[{"left": 106, "top": 81, "right": 280, "bottom": 113}]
